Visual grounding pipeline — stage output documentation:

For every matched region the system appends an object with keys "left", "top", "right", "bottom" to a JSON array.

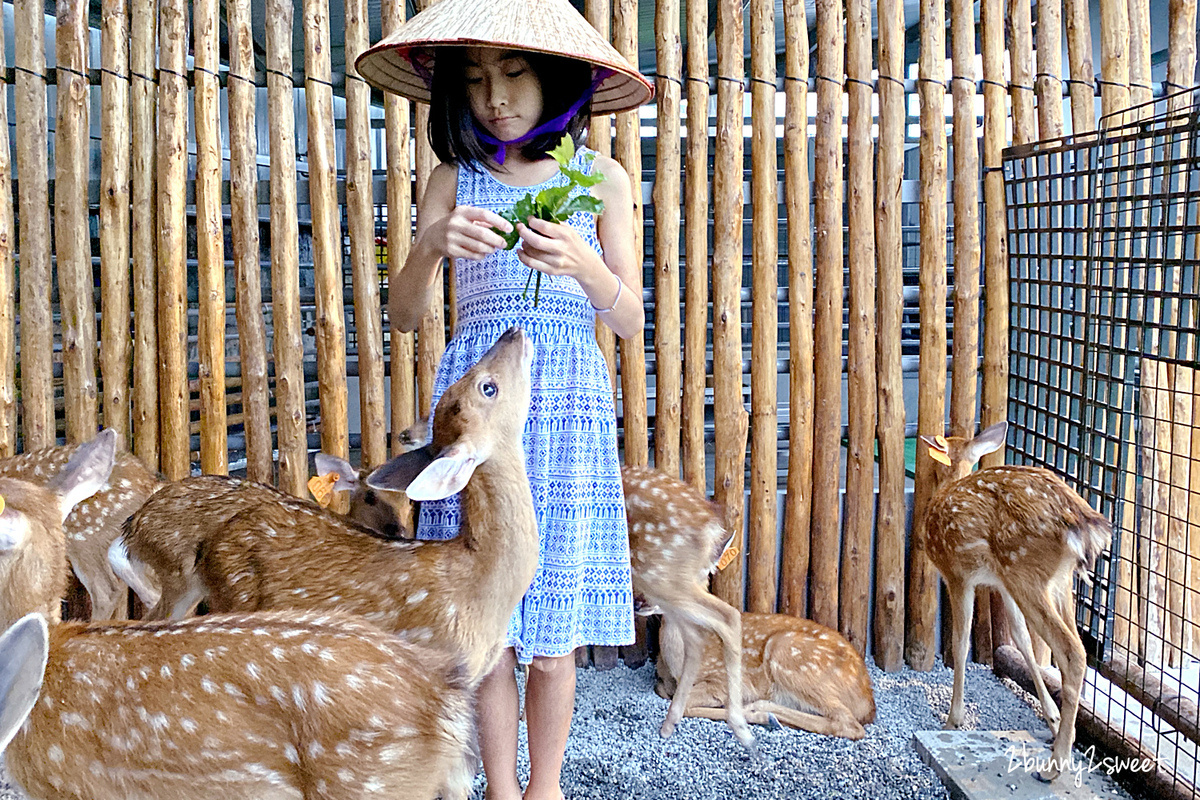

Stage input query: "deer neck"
[{"left": 457, "top": 442, "right": 538, "bottom": 564}]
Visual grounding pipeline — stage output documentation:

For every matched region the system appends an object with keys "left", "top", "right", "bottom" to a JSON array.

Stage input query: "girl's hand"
[
  {"left": 514, "top": 217, "right": 607, "bottom": 286},
  {"left": 433, "top": 205, "right": 513, "bottom": 262}
]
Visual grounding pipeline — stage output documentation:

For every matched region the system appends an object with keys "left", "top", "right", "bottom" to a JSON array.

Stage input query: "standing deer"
[
  {"left": 625, "top": 466, "right": 875, "bottom": 744},
  {"left": 919, "top": 420, "right": 1111, "bottom": 782},
  {"left": 0, "top": 430, "right": 161, "bottom": 620},
  {"left": 119, "top": 327, "right": 539, "bottom": 689},
  {"left": 0, "top": 421, "right": 477, "bottom": 800}
]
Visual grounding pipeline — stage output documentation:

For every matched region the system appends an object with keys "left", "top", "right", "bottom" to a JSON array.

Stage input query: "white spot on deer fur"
[
  {"left": 292, "top": 685, "right": 307, "bottom": 711},
  {"left": 336, "top": 742, "right": 355, "bottom": 757},
  {"left": 380, "top": 743, "right": 406, "bottom": 763},
  {"left": 202, "top": 678, "right": 218, "bottom": 694},
  {"left": 160, "top": 665, "right": 172, "bottom": 679},
  {"left": 246, "top": 663, "right": 262, "bottom": 680},
  {"left": 338, "top": 768, "right": 355, "bottom": 783},
  {"left": 270, "top": 686, "right": 287, "bottom": 704},
  {"left": 224, "top": 682, "right": 245, "bottom": 699},
  {"left": 61, "top": 712, "right": 91, "bottom": 729},
  {"left": 307, "top": 741, "right": 325, "bottom": 758},
  {"left": 181, "top": 718, "right": 198, "bottom": 733},
  {"left": 179, "top": 654, "right": 196, "bottom": 669},
  {"left": 346, "top": 674, "right": 365, "bottom": 690},
  {"left": 312, "top": 681, "right": 332, "bottom": 706},
  {"left": 47, "top": 745, "right": 64, "bottom": 763},
  {"left": 407, "top": 589, "right": 429, "bottom": 605},
  {"left": 284, "top": 744, "right": 299, "bottom": 764}
]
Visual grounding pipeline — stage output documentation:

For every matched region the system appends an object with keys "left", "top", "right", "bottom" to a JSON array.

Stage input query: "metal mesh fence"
[{"left": 1005, "top": 87, "right": 1200, "bottom": 799}]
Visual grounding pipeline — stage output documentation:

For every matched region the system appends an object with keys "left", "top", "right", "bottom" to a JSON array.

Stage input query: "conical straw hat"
[{"left": 356, "top": 0, "right": 654, "bottom": 114}]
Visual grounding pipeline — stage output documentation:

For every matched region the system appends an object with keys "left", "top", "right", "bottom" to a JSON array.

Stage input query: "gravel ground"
[{"left": 0, "top": 656, "right": 1121, "bottom": 800}]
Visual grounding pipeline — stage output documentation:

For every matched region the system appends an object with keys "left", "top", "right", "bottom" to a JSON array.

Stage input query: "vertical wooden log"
[
  {"left": 346, "top": 0, "right": 387, "bottom": 470},
  {"left": 907, "top": 0, "right": 948, "bottom": 671},
  {"left": 56, "top": 0, "right": 98, "bottom": 444},
  {"left": 382, "top": 0, "right": 416, "bottom": 458},
  {"left": 1128, "top": 0, "right": 1153, "bottom": 109},
  {"left": 809, "top": 0, "right": 844, "bottom": 631},
  {"left": 979, "top": 0, "right": 1011, "bottom": 651},
  {"left": 304, "top": 0, "right": 349, "bottom": 474},
  {"left": 780, "top": 0, "right": 813, "bottom": 619},
  {"left": 227, "top": 0, "right": 272, "bottom": 483},
  {"left": 586, "top": 0, "right": 618, "bottom": 397},
  {"left": 130, "top": 0, "right": 158, "bottom": 469},
  {"left": 1009, "top": 0, "right": 1037, "bottom": 143},
  {"left": 414, "top": 0, "right": 444, "bottom": 419},
  {"left": 873, "top": 0, "right": 905, "bottom": 668},
  {"left": 653, "top": 0, "right": 682, "bottom": 478},
  {"left": 1035, "top": 0, "right": 1065, "bottom": 140},
  {"left": 841, "top": 0, "right": 875, "bottom": 652},
  {"left": 709, "top": 0, "right": 747, "bottom": 609},
  {"left": 15, "top": 0, "right": 54, "bottom": 451},
  {"left": 1098, "top": 0, "right": 1131, "bottom": 122},
  {"left": 194, "top": 0, "right": 227, "bottom": 473},
  {"left": 1064, "top": 0, "right": 1096, "bottom": 133},
  {"left": 681, "top": 0, "right": 709, "bottom": 493},
  {"left": 100, "top": 0, "right": 132, "bottom": 448},
  {"left": 156, "top": 0, "right": 190, "bottom": 479},
  {"left": 0, "top": 18, "right": 13, "bottom": 456},
  {"left": 950, "top": 0, "right": 986, "bottom": 664},
  {"left": 266, "top": 0, "right": 308, "bottom": 496},
  {"left": 614, "top": 0, "right": 648, "bottom": 468}
]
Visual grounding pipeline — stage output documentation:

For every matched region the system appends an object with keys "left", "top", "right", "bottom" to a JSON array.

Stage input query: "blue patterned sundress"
[{"left": 416, "top": 146, "right": 635, "bottom": 665}]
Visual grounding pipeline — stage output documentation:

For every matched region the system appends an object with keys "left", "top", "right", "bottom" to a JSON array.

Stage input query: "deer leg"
[
  {"left": 659, "top": 617, "right": 706, "bottom": 739},
  {"left": 689, "top": 592, "right": 754, "bottom": 751},
  {"left": 999, "top": 587, "right": 1061, "bottom": 736},
  {"left": 945, "top": 578, "right": 976, "bottom": 730},
  {"left": 746, "top": 700, "right": 867, "bottom": 740}
]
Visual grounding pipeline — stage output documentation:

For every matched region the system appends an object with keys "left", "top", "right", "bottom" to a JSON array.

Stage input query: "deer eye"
[
  {"left": 363, "top": 490, "right": 378, "bottom": 506},
  {"left": 481, "top": 381, "right": 498, "bottom": 398}
]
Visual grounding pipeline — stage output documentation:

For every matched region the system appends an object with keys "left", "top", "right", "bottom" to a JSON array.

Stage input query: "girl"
[{"left": 359, "top": 2, "right": 654, "bottom": 798}]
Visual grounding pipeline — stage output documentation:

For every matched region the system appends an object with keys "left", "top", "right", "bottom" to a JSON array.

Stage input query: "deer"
[
  {"left": 919, "top": 420, "right": 1111, "bottom": 782},
  {"left": 111, "top": 454, "right": 410, "bottom": 621},
  {"left": 119, "top": 327, "right": 539, "bottom": 690},
  {"left": 0, "top": 430, "right": 161, "bottom": 620},
  {"left": 624, "top": 465, "right": 875, "bottom": 745}
]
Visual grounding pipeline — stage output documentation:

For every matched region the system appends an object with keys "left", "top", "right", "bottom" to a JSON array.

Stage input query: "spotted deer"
[
  {"left": 121, "top": 328, "right": 539, "bottom": 690},
  {"left": 0, "top": 424, "right": 477, "bottom": 800},
  {"left": 920, "top": 420, "right": 1111, "bottom": 782},
  {"left": 113, "top": 457, "right": 409, "bottom": 621},
  {"left": 0, "top": 430, "right": 161, "bottom": 620},
  {"left": 625, "top": 466, "right": 875, "bottom": 744}
]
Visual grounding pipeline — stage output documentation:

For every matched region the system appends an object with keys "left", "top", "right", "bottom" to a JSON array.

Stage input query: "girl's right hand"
[{"left": 432, "top": 205, "right": 513, "bottom": 262}]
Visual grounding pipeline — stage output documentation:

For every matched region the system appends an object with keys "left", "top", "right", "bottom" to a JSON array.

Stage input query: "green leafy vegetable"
[{"left": 490, "top": 134, "right": 606, "bottom": 306}]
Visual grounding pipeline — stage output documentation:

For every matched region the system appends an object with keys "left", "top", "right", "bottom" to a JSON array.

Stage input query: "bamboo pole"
[
  {"left": 130, "top": 0, "right": 159, "bottom": 471},
  {"left": 653, "top": 0, "right": 682, "bottom": 479},
  {"left": 1035, "top": 0, "right": 1065, "bottom": 140},
  {"left": 872, "top": 0, "right": 905, "bottom": 669},
  {"left": 809, "top": 0, "right": 844, "bottom": 631},
  {"left": 708, "top": 0, "right": 748, "bottom": 609},
  {"left": 979, "top": 0, "right": 1011, "bottom": 653},
  {"left": 267, "top": 0, "right": 308, "bottom": 496},
  {"left": 0, "top": 20, "right": 13, "bottom": 456},
  {"left": 383, "top": 0, "right": 416, "bottom": 458},
  {"left": 194, "top": 0, "right": 227, "bottom": 473},
  {"left": 1009, "top": 0, "right": 1037, "bottom": 143},
  {"left": 305, "top": 0, "right": 349, "bottom": 479},
  {"left": 156, "top": 0, "right": 189, "bottom": 479},
  {"left": 614, "top": 0, "right": 648, "bottom": 469},
  {"left": 56, "top": 0, "right": 98, "bottom": 444},
  {"left": 227, "top": 0, "right": 272, "bottom": 484},
  {"left": 100, "top": 0, "right": 131, "bottom": 448},
  {"left": 907, "top": 0, "right": 948, "bottom": 671},
  {"left": 950, "top": 0, "right": 986, "bottom": 663},
  {"left": 414, "top": 0, "right": 444, "bottom": 419},
  {"left": 14, "top": 0, "right": 54, "bottom": 451},
  {"left": 1064, "top": 0, "right": 1097, "bottom": 133},
  {"left": 680, "top": 0, "right": 709, "bottom": 493},
  {"left": 346, "top": 0, "right": 387, "bottom": 471},
  {"left": 841, "top": 0, "right": 874, "bottom": 652}
]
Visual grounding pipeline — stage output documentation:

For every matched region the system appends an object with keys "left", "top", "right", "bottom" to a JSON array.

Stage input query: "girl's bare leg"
[
  {"left": 478, "top": 647, "right": 522, "bottom": 800},
  {"left": 522, "top": 651, "right": 577, "bottom": 800}
]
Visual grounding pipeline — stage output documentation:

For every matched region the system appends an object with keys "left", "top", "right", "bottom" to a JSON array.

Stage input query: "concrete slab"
[{"left": 913, "top": 730, "right": 1132, "bottom": 800}]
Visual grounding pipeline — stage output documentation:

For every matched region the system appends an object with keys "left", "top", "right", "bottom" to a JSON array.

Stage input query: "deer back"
[{"left": 2, "top": 611, "right": 475, "bottom": 800}]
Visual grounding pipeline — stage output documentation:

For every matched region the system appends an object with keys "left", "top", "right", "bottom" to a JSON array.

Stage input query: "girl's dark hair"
[{"left": 428, "top": 47, "right": 593, "bottom": 169}]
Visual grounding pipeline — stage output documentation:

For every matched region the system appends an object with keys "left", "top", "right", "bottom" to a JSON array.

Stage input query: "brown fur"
[
  {"left": 0, "top": 443, "right": 161, "bottom": 620},
  {"left": 0, "top": 478, "right": 69, "bottom": 630}
]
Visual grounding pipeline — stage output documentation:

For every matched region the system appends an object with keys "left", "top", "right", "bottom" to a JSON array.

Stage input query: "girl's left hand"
[{"left": 514, "top": 217, "right": 606, "bottom": 285}]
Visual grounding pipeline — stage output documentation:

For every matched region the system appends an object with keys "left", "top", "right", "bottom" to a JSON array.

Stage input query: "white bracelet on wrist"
[{"left": 591, "top": 276, "right": 623, "bottom": 314}]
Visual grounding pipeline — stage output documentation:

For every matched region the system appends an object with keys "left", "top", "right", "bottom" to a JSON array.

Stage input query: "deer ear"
[
  {"left": 313, "top": 453, "right": 359, "bottom": 492},
  {"left": 366, "top": 445, "right": 438, "bottom": 494},
  {"left": 403, "top": 444, "right": 478, "bottom": 502},
  {"left": 963, "top": 421, "right": 1008, "bottom": 465},
  {"left": 919, "top": 435, "right": 953, "bottom": 466},
  {"left": 48, "top": 429, "right": 117, "bottom": 522},
  {"left": 0, "top": 613, "right": 49, "bottom": 754}
]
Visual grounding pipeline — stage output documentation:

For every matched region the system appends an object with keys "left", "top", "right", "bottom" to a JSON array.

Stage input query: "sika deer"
[
  {"left": 920, "top": 420, "right": 1111, "bottom": 782},
  {"left": 0, "top": 431, "right": 477, "bottom": 800},
  {"left": 0, "top": 430, "right": 161, "bottom": 620},
  {"left": 115, "top": 460, "right": 408, "bottom": 621},
  {"left": 129, "top": 328, "right": 539, "bottom": 689}
]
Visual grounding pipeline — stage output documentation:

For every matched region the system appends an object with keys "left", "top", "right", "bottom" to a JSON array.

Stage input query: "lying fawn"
[
  {"left": 114, "top": 457, "right": 409, "bottom": 621},
  {"left": 0, "top": 430, "right": 161, "bottom": 620},
  {"left": 125, "top": 328, "right": 539, "bottom": 689},
  {"left": 920, "top": 420, "right": 1111, "bottom": 782}
]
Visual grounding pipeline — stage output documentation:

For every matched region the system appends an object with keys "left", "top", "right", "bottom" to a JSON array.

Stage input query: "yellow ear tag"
[
  {"left": 934, "top": 435, "right": 948, "bottom": 449},
  {"left": 307, "top": 472, "right": 339, "bottom": 508},
  {"left": 0, "top": 494, "right": 6, "bottom": 514},
  {"left": 928, "top": 449, "right": 953, "bottom": 467},
  {"left": 716, "top": 545, "right": 740, "bottom": 571}
]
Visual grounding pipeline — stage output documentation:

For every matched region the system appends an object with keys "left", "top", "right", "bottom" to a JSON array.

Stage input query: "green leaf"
[
  {"left": 492, "top": 209, "right": 521, "bottom": 249},
  {"left": 548, "top": 134, "right": 575, "bottom": 169},
  {"left": 535, "top": 185, "right": 573, "bottom": 220},
  {"left": 558, "top": 195, "right": 605, "bottom": 218},
  {"left": 559, "top": 166, "right": 604, "bottom": 189}
]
